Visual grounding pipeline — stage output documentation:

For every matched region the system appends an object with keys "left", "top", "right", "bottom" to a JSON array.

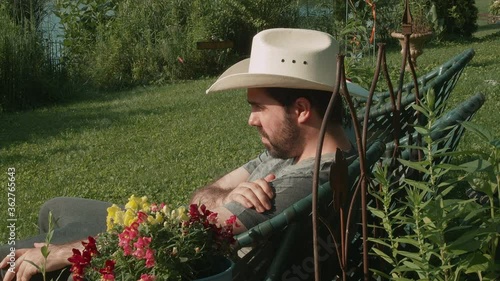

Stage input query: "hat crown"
[{"left": 248, "top": 28, "right": 339, "bottom": 88}]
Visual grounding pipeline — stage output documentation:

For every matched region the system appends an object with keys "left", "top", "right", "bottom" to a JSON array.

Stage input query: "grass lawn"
[{"left": 1, "top": 19, "right": 499, "bottom": 243}]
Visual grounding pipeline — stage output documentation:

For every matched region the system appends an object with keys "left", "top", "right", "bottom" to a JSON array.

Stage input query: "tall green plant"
[{"left": 369, "top": 91, "right": 499, "bottom": 280}]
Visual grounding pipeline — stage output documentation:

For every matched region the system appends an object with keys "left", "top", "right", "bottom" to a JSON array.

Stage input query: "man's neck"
[{"left": 295, "top": 124, "right": 352, "bottom": 163}]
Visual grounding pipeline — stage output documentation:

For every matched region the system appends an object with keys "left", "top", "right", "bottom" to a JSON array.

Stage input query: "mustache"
[{"left": 257, "top": 128, "right": 269, "bottom": 139}]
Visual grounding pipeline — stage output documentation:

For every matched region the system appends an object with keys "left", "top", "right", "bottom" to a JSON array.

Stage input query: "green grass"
[{"left": 1, "top": 13, "right": 499, "bottom": 243}]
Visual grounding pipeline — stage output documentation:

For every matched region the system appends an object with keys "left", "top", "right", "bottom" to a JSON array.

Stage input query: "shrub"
[
  {"left": 54, "top": 0, "right": 302, "bottom": 90},
  {"left": 432, "top": 0, "right": 478, "bottom": 38}
]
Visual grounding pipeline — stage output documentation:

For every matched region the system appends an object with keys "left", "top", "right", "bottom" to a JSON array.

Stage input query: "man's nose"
[{"left": 248, "top": 112, "right": 259, "bottom": 127}]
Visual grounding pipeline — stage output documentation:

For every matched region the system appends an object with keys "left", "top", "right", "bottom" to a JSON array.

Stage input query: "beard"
[{"left": 258, "top": 113, "right": 303, "bottom": 159}]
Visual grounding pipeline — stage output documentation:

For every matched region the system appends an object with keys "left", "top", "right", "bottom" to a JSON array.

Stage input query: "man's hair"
[{"left": 266, "top": 88, "right": 344, "bottom": 125}]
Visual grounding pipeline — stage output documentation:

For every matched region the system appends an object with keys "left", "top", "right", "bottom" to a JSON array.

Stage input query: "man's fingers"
[
  {"left": 33, "top": 243, "right": 45, "bottom": 248},
  {"left": 264, "top": 174, "right": 276, "bottom": 182},
  {"left": 16, "top": 259, "right": 39, "bottom": 281},
  {"left": 0, "top": 248, "right": 28, "bottom": 269},
  {"left": 238, "top": 184, "right": 271, "bottom": 212},
  {"left": 2, "top": 268, "right": 15, "bottom": 281}
]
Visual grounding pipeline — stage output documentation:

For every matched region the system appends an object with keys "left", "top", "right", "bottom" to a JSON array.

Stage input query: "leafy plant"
[
  {"left": 368, "top": 91, "right": 500, "bottom": 280},
  {"left": 26, "top": 212, "right": 67, "bottom": 281}
]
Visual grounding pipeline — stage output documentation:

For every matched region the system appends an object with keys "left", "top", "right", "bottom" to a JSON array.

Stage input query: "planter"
[
  {"left": 391, "top": 31, "right": 433, "bottom": 70},
  {"left": 195, "top": 258, "right": 234, "bottom": 281}
]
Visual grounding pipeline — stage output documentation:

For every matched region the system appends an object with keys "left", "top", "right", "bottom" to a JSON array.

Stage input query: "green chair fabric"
[{"left": 347, "top": 48, "right": 476, "bottom": 152}]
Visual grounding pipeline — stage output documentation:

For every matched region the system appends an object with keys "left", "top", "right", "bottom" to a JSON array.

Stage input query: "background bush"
[
  {"left": 55, "top": 0, "right": 302, "bottom": 90},
  {"left": 433, "top": 0, "right": 478, "bottom": 38}
]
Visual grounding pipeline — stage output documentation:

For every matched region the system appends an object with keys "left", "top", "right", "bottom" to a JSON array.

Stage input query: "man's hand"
[
  {"left": 0, "top": 243, "right": 74, "bottom": 281},
  {"left": 222, "top": 174, "right": 275, "bottom": 212}
]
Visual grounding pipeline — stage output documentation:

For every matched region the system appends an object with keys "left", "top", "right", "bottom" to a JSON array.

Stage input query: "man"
[{"left": 0, "top": 28, "right": 362, "bottom": 281}]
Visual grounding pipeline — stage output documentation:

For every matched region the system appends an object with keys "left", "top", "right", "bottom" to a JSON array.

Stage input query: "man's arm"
[
  {"left": 190, "top": 167, "right": 275, "bottom": 211},
  {"left": 190, "top": 167, "right": 275, "bottom": 233},
  {"left": 0, "top": 241, "right": 82, "bottom": 281},
  {"left": 190, "top": 167, "right": 251, "bottom": 210}
]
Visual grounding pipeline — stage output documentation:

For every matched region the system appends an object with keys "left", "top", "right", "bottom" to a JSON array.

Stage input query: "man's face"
[{"left": 247, "top": 88, "right": 303, "bottom": 159}]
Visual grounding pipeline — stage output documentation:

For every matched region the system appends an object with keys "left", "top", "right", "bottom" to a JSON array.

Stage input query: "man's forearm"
[{"left": 190, "top": 185, "right": 229, "bottom": 210}]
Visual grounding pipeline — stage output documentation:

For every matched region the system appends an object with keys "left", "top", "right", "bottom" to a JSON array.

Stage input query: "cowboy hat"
[{"left": 206, "top": 28, "right": 369, "bottom": 98}]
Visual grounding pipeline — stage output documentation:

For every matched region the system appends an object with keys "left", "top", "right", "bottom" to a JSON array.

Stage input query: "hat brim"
[
  {"left": 206, "top": 59, "right": 370, "bottom": 99},
  {"left": 206, "top": 59, "right": 333, "bottom": 93}
]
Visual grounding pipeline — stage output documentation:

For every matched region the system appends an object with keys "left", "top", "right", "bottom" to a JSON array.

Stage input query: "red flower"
[
  {"left": 68, "top": 236, "right": 100, "bottom": 281},
  {"left": 68, "top": 249, "right": 90, "bottom": 281},
  {"left": 136, "top": 211, "right": 148, "bottom": 224},
  {"left": 82, "top": 236, "right": 98, "bottom": 256},
  {"left": 99, "top": 259, "right": 116, "bottom": 281}
]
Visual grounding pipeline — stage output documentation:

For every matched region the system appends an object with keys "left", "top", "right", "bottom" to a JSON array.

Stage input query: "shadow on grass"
[
  {"left": 0, "top": 87, "right": 175, "bottom": 152},
  {"left": 476, "top": 22, "right": 500, "bottom": 33}
]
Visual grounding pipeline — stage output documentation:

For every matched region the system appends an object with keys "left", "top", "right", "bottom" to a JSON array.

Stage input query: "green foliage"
[
  {"left": 369, "top": 91, "right": 500, "bottom": 280},
  {"left": 25, "top": 212, "right": 57, "bottom": 281},
  {"left": 432, "top": 0, "right": 479, "bottom": 38},
  {"left": 54, "top": 0, "right": 301, "bottom": 90},
  {"left": 491, "top": 0, "right": 500, "bottom": 15}
]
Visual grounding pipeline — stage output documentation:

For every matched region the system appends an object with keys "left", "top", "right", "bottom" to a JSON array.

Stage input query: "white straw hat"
[{"left": 206, "top": 28, "right": 369, "bottom": 98}]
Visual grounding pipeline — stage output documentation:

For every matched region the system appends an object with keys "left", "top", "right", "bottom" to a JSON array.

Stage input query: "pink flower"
[
  {"left": 207, "top": 212, "right": 218, "bottom": 224},
  {"left": 139, "top": 274, "right": 155, "bottom": 281},
  {"left": 133, "top": 236, "right": 152, "bottom": 259},
  {"left": 136, "top": 211, "right": 148, "bottom": 223},
  {"left": 145, "top": 248, "right": 155, "bottom": 268},
  {"left": 225, "top": 215, "right": 238, "bottom": 226}
]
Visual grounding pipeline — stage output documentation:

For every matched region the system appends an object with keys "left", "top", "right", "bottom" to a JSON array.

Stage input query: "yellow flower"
[
  {"left": 171, "top": 206, "right": 189, "bottom": 222},
  {"left": 148, "top": 212, "right": 164, "bottom": 225},
  {"left": 125, "top": 195, "right": 151, "bottom": 213},
  {"left": 123, "top": 208, "right": 137, "bottom": 227},
  {"left": 161, "top": 204, "right": 170, "bottom": 216},
  {"left": 140, "top": 196, "right": 150, "bottom": 212},
  {"left": 106, "top": 204, "right": 124, "bottom": 231},
  {"left": 125, "top": 195, "right": 140, "bottom": 211}
]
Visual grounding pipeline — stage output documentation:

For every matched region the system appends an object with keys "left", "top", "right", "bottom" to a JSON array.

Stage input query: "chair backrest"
[
  {"left": 347, "top": 48, "right": 475, "bottom": 151},
  {"left": 232, "top": 140, "right": 386, "bottom": 281}
]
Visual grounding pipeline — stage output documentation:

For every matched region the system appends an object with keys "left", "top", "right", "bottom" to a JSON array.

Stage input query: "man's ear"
[{"left": 294, "top": 97, "right": 312, "bottom": 124}]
